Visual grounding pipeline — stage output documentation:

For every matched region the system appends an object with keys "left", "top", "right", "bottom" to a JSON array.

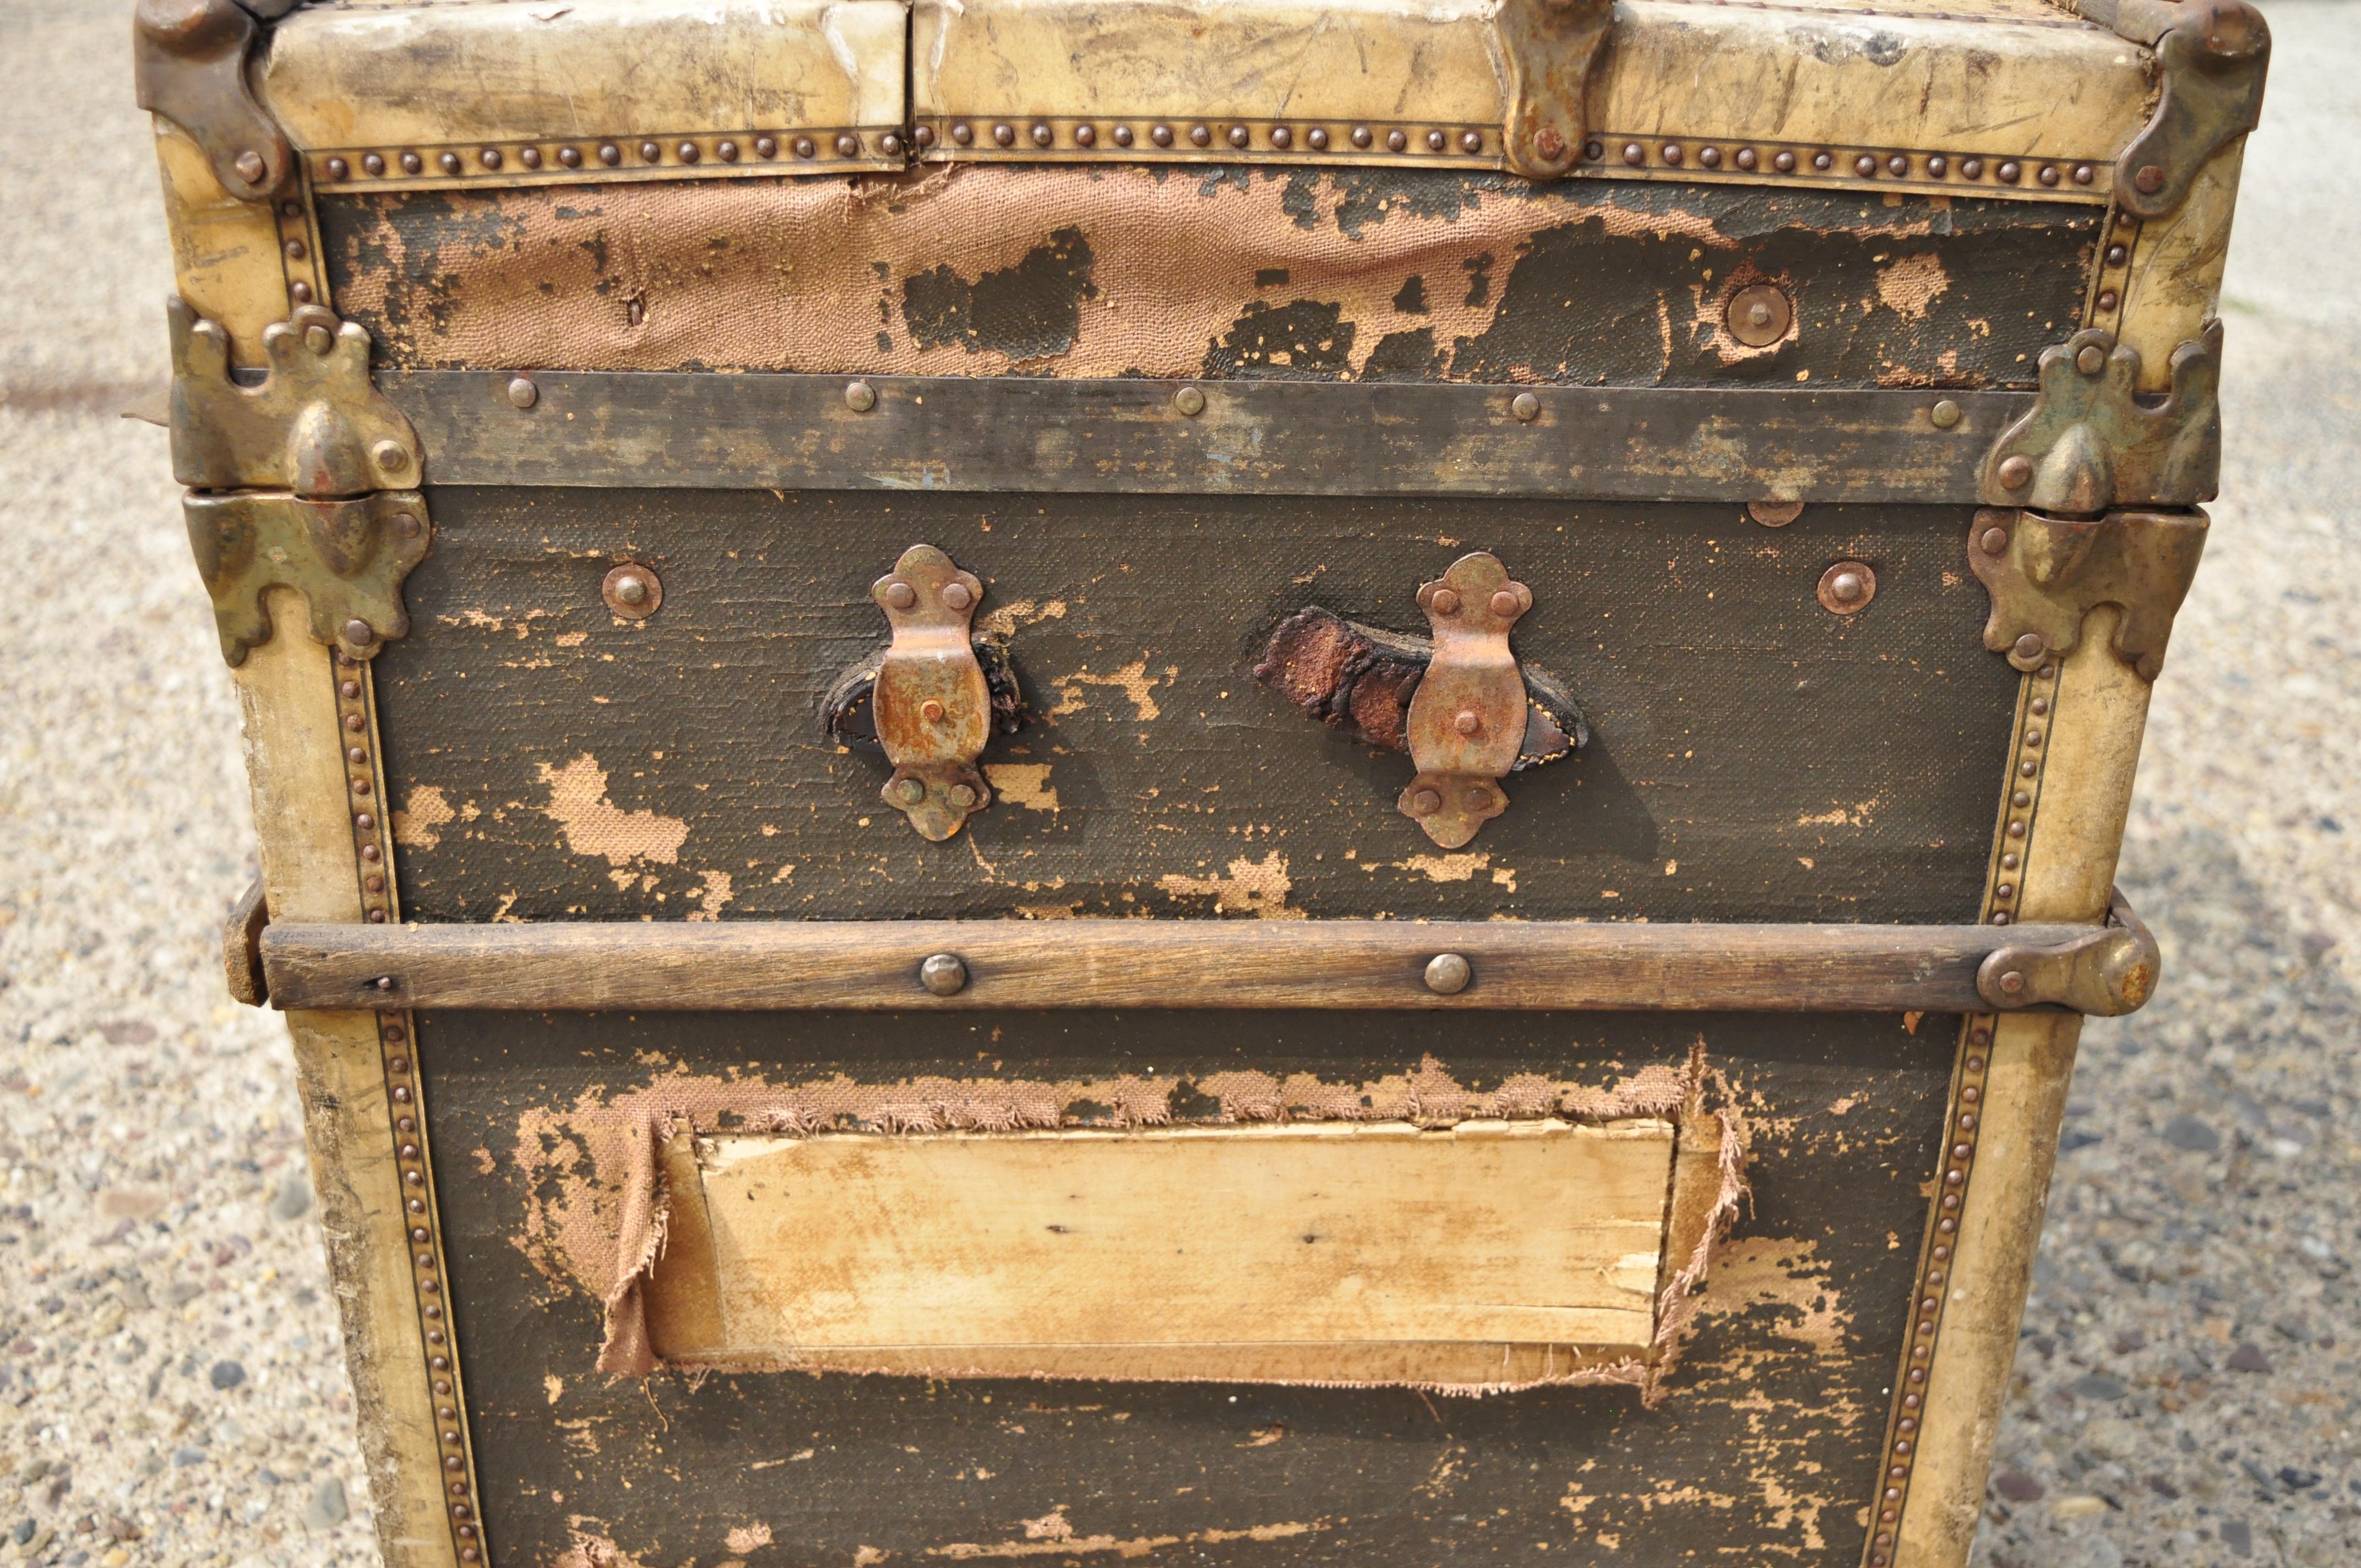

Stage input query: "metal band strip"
[
  {"left": 261, "top": 917, "right": 2099, "bottom": 1014},
  {"left": 386, "top": 372, "right": 2021, "bottom": 502}
]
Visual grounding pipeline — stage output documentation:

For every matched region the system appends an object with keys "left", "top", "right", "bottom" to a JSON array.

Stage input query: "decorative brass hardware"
[
  {"left": 169, "top": 297, "right": 426, "bottom": 497},
  {"left": 1400, "top": 553, "right": 1533, "bottom": 849},
  {"left": 1979, "top": 324, "right": 2221, "bottom": 514},
  {"left": 918, "top": 953, "right": 970, "bottom": 997},
  {"left": 134, "top": 0, "right": 295, "bottom": 200},
  {"left": 1255, "top": 606, "right": 1584, "bottom": 767},
  {"left": 1967, "top": 507, "right": 2208, "bottom": 680},
  {"left": 1423, "top": 953, "right": 1474, "bottom": 996},
  {"left": 1816, "top": 560, "right": 1876, "bottom": 617},
  {"left": 186, "top": 490, "right": 432, "bottom": 665},
  {"left": 870, "top": 545, "right": 993, "bottom": 841},
  {"left": 1499, "top": 0, "right": 1614, "bottom": 178},
  {"left": 1977, "top": 890, "right": 2159, "bottom": 1016},
  {"left": 2077, "top": 0, "right": 2269, "bottom": 219}
]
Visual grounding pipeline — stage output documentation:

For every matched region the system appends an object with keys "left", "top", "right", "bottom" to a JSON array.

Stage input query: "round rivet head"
[
  {"left": 677, "top": 140, "right": 700, "bottom": 163},
  {"left": 602, "top": 563, "right": 663, "bottom": 619},
  {"left": 1427, "top": 129, "right": 1447, "bottom": 151},
  {"left": 1428, "top": 587, "right": 1461, "bottom": 616},
  {"left": 1453, "top": 710, "right": 1482, "bottom": 737},
  {"left": 1189, "top": 124, "right": 1212, "bottom": 148},
  {"left": 1409, "top": 786, "right": 1442, "bottom": 816},
  {"left": 1031, "top": 122, "right": 1054, "bottom": 148},
  {"left": 479, "top": 148, "right": 502, "bottom": 171},
  {"left": 363, "top": 153, "right": 386, "bottom": 176},
  {"left": 835, "top": 134, "right": 860, "bottom": 157},
  {"left": 845, "top": 380, "right": 877, "bottom": 412},
  {"left": 1424, "top": 952, "right": 1473, "bottom": 995},
  {"left": 919, "top": 952, "right": 969, "bottom": 996},
  {"left": 1229, "top": 126, "right": 1251, "bottom": 149},
  {"left": 942, "top": 581, "right": 975, "bottom": 611},
  {"left": 920, "top": 699, "right": 946, "bottom": 722},
  {"left": 303, "top": 323, "right": 334, "bottom": 356},
  {"left": 506, "top": 375, "right": 538, "bottom": 409},
  {"left": 1930, "top": 398, "right": 1962, "bottom": 429},
  {"left": 1980, "top": 526, "right": 2010, "bottom": 555},
  {"left": 1725, "top": 282, "right": 1793, "bottom": 348},
  {"left": 233, "top": 150, "right": 266, "bottom": 185},
  {"left": 1772, "top": 150, "right": 1796, "bottom": 172},
  {"left": 1998, "top": 969, "right": 2025, "bottom": 996},
  {"left": 947, "top": 782, "right": 979, "bottom": 809},
  {"left": 371, "top": 439, "right": 411, "bottom": 475},
  {"left": 325, "top": 156, "right": 350, "bottom": 181},
  {"left": 891, "top": 776, "right": 925, "bottom": 805},
  {"left": 1073, "top": 124, "right": 1096, "bottom": 148},
  {"left": 2134, "top": 164, "right": 2164, "bottom": 194},
  {"left": 1533, "top": 127, "right": 1565, "bottom": 161},
  {"left": 1510, "top": 391, "right": 1541, "bottom": 423},
  {"left": 1173, "top": 385, "right": 1206, "bottom": 417},
  {"left": 1489, "top": 589, "right": 1521, "bottom": 617},
  {"left": 884, "top": 580, "right": 917, "bottom": 609},
  {"left": 1388, "top": 129, "right": 1410, "bottom": 153},
  {"left": 1817, "top": 560, "right": 1876, "bottom": 616},
  {"left": 342, "top": 618, "right": 374, "bottom": 646},
  {"left": 2012, "top": 632, "right": 2046, "bottom": 661},
  {"left": 1151, "top": 124, "right": 1174, "bottom": 147},
  {"left": 2075, "top": 344, "right": 2107, "bottom": 376},
  {"left": 1351, "top": 126, "right": 1373, "bottom": 149},
  {"left": 1997, "top": 454, "right": 2034, "bottom": 491},
  {"left": 1748, "top": 500, "right": 1804, "bottom": 529}
]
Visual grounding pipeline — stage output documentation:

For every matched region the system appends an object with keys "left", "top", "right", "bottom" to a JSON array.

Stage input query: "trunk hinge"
[
  {"left": 168, "top": 295, "right": 434, "bottom": 666},
  {"left": 1980, "top": 322, "right": 2222, "bottom": 515},
  {"left": 1498, "top": 0, "right": 1615, "bottom": 179},
  {"left": 1979, "top": 890, "right": 2161, "bottom": 1016}
]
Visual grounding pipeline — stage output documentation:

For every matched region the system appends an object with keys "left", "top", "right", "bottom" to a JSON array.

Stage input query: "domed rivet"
[
  {"left": 1423, "top": 953, "right": 1472, "bottom": 995},
  {"left": 846, "top": 380, "right": 877, "bottom": 412},
  {"left": 507, "top": 375, "right": 538, "bottom": 409},
  {"left": 920, "top": 952, "right": 969, "bottom": 995},
  {"left": 371, "top": 440, "right": 410, "bottom": 475},
  {"left": 1489, "top": 589, "right": 1521, "bottom": 617},
  {"left": 1428, "top": 587, "right": 1460, "bottom": 616},
  {"left": 2012, "top": 633, "right": 2046, "bottom": 661},
  {"left": 1173, "top": 385, "right": 1206, "bottom": 417},
  {"left": 1510, "top": 391, "right": 1540, "bottom": 422},
  {"left": 1453, "top": 711, "right": 1481, "bottom": 737},
  {"left": 1817, "top": 560, "right": 1876, "bottom": 616},
  {"left": 1980, "top": 526, "right": 2010, "bottom": 555},
  {"left": 2075, "top": 344, "right": 2108, "bottom": 376},
  {"left": 884, "top": 580, "right": 917, "bottom": 609},
  {"left": 942, "top": 582, "right": 975, "bottom": 611},
  {"left": 1931, "top": 399, "right": 1962, "bottom": 429},
  {"left": 1408, "top": 787, "right": 1441, "bottom": 816},
  {"left": 602, "top": 563, "right": 662, "bottom": 620},
  {"left": 891, "top": 776, "right": 925, "bottom": 805},
  {"left": 1997, "top": 454, "right": 2034, "bottom": 490}
]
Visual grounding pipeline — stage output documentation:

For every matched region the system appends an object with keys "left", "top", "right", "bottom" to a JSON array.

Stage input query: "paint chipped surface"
[
  {"left": 391, "top": 783, "right": 455, "bottom": 849},
  {"left": 1874, "top": 251, "right": 1952, "bottom": 322},
  {"left": 983, "top": 763, "right": 1058, "bottom": 813},
  {"left": 1051, "top": 660, "right": 1173, "bottom": 722},
  {"left": 538, "top": 753, "right": 689, "bottom": 867},
  {"left": 1156, "top": 852, "right": 1304, "bottom": 918},
  {"left": 929, "top": 1518, "right": 1322, "bottom": 1560}
]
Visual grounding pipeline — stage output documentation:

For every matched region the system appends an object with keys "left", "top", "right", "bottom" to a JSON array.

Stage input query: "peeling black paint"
[
  {"left": 901, "top": 226, "right": 1099, "bottom": 360},
  {"left": 1203, "top": 298, "right": 1357, "bottom": 378}
]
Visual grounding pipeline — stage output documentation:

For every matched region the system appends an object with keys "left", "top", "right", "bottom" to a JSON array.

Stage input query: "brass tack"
[
  {"left": 2030, "top": 698, "right": 2048, "bottom": 716},
  {"left": 1173, "top": 385, "right": 1206, "bottom": 417},
  {"left": 325, "top": 156, "right": 350, "bottom": 181},
  {"left": 284, "top": 237, "right": 307, "bottom": 262},
  {"left": 835, "top": 134, "right": 860, "bottom": 156},
  {"left": 1429, "top": 587, "right": 1461, "bottom": 616},
  {"left": 1229, "top": 126, "right": 1251, "bottom": 149},
  {"left": 289, "top": 281, "right": 313, "bottom": 304},
  {"left": 556, "top": 145, "right": 580, "bottom": 168},
  {"left": 845, "top": 380, "right": 877, "bottom": 412},
  {"left": 477, "top": 148, "right": 502, "bottom": 171},
  {"left": 1489, "top": 590, "right": 1521, "bottom": 617},
  {"left": 1111, "top": 126, "right": 1133, "bottom": 147},
  {"left": 1855, "top": 153, "right": 1878, "bottom": 176},
  {"left": 1460, "top": 130, "right": 1483, "bottom": 154},
  {"left": 1979, "top": 526, "right": 2009, "bottom": 554},
  {"left": 1932, "top": 399, "right": 1963, "bottom": 429},
  {"left": 1031, "top": 122, "right": 1054, "bottom": 147},
  {"left": 342, "top": 618, "right": 374, "bottom": 646},
  {"left": 2038, "top": 164, "right": 2059, "bottom": 186},
  {"left": 1888, "top": 154, "right": 1910, "bottom": 176},
  {"left": 2013, "top": 633, "right": 2046, "bottom": 661},
  {"left": 1622, "top": 141, "right": 1645, "bottom": 166},
  {"left": 1270, "top": 126, "right": 1292, "bottom": 150},
  {"left": 1812, "top": 151, "right": 1834, "bottom": 171},
  {"left": 233, "top": 150, "right": 266, "bottom": 184},
  {"left": 1698, "top": 145, "right": 1721, "bottom": 168},
  {"left": 884, "top": 580, "right": 916, "bottom": 609},
  {"left": 506, "top": 375, "right": 538, "bottom": 410},
  {"left": 1151, "top": 124, "right": 1174, "bottom": 147},
  {"left": 942, "top": 581, "right": 975, "bottom": 611},
  {"left": 2072, "top": 164, "right": 2095, "bottom": 184},
  {"left": 1073, "top": 124, "right": 1096, "bottom": 148},
  {"left": 1510, "top": 391, "right": 1541, "bottom": 422},
  {"left": 716, "top": 139, "right": 739, "bottom": 162},
  {"left": 2097, "top": 288, "right": 2120, "bottom": 312},
  {"left": 1426, "top": 129, "right": 1447, "bottom": 151},
  {"left": 1387, "top": 129, "right": 1410, "bottom": 153},
  {"left": 1996, "top": 454, "right": 2034, "bottom": 490},
  {"left": 793, "top": 137, "right": 815, "bottom": 159},
  {"left": 639, "top": 140, "right": 662, "bottom": 162},
  {"left": 598, "top": 143, "right": 622, "bottom": 166},
  {"left": 1351, "top": 126, "right": 1373, "bottom": 149},
  {"left": 1772, "top": 150, "right": 1796, "bottom": 172},
  {"left": 1189, "top": 124, "right": 1212, "bottom": 148},
  {"left": 519, "top": 146, "right": 542, "bottom": 169},
  {"left": 1927, "top": 155, "right": 1947, "bottom": 177},
  {"left": 1961, "top": 157, "right": 1983, "bottom": 179},
  {"left": 1996, "top": 160, "right": 2021, "bottom": 183},
  {"left": 1305, "top": 128, "right": 1326, "bottom": 151},
  {"left": 1736, "top": 147, "right": 1758, "bottom": 170}
]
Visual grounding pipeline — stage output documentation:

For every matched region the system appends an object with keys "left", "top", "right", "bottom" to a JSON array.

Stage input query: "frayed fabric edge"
[{"left": 595, "top": 1109, "right": 677, "bottom": 1377}]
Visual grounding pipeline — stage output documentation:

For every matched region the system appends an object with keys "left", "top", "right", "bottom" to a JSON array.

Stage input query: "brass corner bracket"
[
  {"left": 1499, "top": 0, "right": 1615, "bottom": 178},
  {"left": 169, "top": 296, "right": 423, "bottom": 496},
  {"left": 1980, "top": 323, "right": 2221, "bottom": 514},
  {"left": 1978, "top": 890, "right": 2159, "bottom": 1015},
  {"left": 170, "top": 297, "right": 436, "bottom": 666},
  {"left": 2080, "top": 0, "right": 2270, "bottom": 219},
  {"left": 187, "top": 489, "right": 430, "bottom": 665},
  {"left": 134, "top": 0, "right": 297, "bottom": 200},
  {"left": 1967, "top": 507, "right": 2207, "bottom": 680}
]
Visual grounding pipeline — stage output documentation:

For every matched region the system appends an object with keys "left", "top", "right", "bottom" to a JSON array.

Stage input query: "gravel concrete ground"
[{"left": 0, "top": 2, "right": 2352, "bottom": 1566}]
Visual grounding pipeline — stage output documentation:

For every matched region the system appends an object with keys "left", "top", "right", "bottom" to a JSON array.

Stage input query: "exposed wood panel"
[
  {"left": 650, "top": 1120, "right": 1671, "bottom": 1378},
  {"left": 390, "top": 372, "right": 2017, "bottom": 503},
  {"left": 260, "top": 916, "right": 2093, "bottom": 1013}
]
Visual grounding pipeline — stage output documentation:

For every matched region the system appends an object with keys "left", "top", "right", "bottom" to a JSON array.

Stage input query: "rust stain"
[
  {"left": 537, "top": 753, "right": 689, "bottom": 868},
  {"left": 1156, "top": 852, "right": 1304, "bottom": 918},
  {"left": 391, "top": 783, "right": 456, "bottom": 850}
]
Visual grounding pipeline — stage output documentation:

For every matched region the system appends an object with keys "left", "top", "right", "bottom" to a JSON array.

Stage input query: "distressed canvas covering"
[{"left": 143, "top": 0, "right": 2260, "bottom": 1562}]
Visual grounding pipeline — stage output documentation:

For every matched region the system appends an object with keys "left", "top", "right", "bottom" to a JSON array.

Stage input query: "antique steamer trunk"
[{"left": 142, "top": 0, "right": 2263, "bottom": 1562}]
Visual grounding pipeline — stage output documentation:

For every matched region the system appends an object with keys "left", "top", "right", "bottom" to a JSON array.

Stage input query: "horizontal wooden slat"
[
  {"left": 258, "top": 917, "right": 2088, "bottom": 1012},
  {"left": 385, "top": 371, "right": 2021, "bottom": 503}
]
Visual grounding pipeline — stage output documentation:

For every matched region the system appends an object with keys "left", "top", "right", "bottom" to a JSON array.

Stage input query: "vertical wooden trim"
[
  {"left": 285, "top": 1011, "right": 461, "bottom": 1568},
  {"left": 232, "top": 592, "right": 361, "bottom": 923},
  {"left": 151, "top": 119, "right": 290, "bottom": 368},
  {"left": 2117, "top": 145, "right": 2245, "bottom": 395},
  {"left": 1889, "top": 607, "right": 2156, "bottom": 1567}
]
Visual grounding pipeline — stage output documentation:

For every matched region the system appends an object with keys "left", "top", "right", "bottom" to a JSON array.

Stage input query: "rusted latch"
[
  {"left": 870, "top": 546, "right": 994, "bottom": 841},
  {"left": 134, "top": 0, "right": 297, "bottom": 200},
  {"left": 1254, "top": 608, "right": 1584, "bottom": 766},
  {"left": 169, "top": 297, "right": 436, "bottom": 665},
  {"left": 170, "top": 297, "right": 424, "bottom": 496},
  {"left": 2076, "top": 0, "right": 2270, "bottom": 219},
  {"left": 1400, "top": 554, "right": 1534, "bottom": 849},
  {"left": 1981, "top": 323, "right": 2221, "bottom": 515},
  {"left": 1967, "top": 507, "right": 2208, "bottom": 679},
  {"left": 1498, "top": 0, "right": 1615, "bottom": 178},
  {"left": 1978, "top": 890, "right": 2161, "bottom": 1016}
]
